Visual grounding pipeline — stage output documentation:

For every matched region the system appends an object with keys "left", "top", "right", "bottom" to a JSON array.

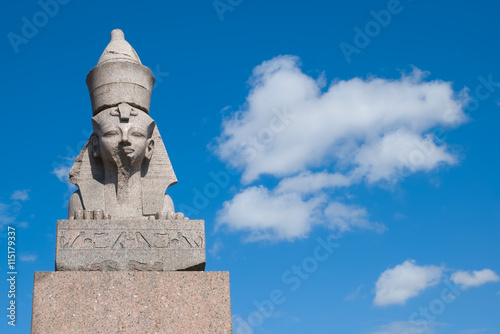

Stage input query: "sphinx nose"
[{"left": 121, "top": 132, "right": 130, "bottom": 144}]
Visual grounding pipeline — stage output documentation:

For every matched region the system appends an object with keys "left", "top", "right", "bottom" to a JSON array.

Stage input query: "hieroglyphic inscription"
[
  {"left": 55, "top": 219, "right": 206, "bottom": 271},
  {"left": 59, "top": 230, "right": 204, "bottom": 250}
]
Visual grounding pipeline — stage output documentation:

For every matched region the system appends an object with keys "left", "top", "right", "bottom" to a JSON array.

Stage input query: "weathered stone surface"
[
  {"left": 55, "top": 219, "right": 205, "bottom": 271},
  {"left": 31, "top": 271, "right": 232, "bottom": 334},
  {"left": 87, "top": 29, "right": 154, "bottom": 115}
]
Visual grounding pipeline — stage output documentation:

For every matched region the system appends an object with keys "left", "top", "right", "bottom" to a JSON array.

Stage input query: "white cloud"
[
  {"left": 208, "top": 241, "right": 224, "bottom": 258},
  {"left": 51, "top": 157, "right": 78, "bottom": 199},
  {"left": 213, "top": 55, "right": 469, "bottom": 242},
  {"left": 0, "top": 202, "right": 15, "bottom": 230},
  {"left": 374, "top": 260, "right": 442, "bottom": 306},
  {"left": 16, "top": 221, "right": 29, "bottom": 228},
  {"left": 214, "top": 56, "right": 467, "bottom": 184},
  {"left": 450, "top": 269, "right": 500, "bottom": 290},
  {"left": 11, "top": 189, "right": 30, "bottom": 202},
  {"left": 216, "top": 184, "right": 383, "bottom": 241},
  {"left": 324, "top": 202, "right": 385, "bottom": 234},
  {"left": 353, "top": 129, "right": 457, "bottom": 183},
  {"left": 217, "top": 186, "right": 325, "bottom": 242},
  {"left": 275, "top": 171, "right": 352, "bottom": 195},
  {"left": 370, "top": 321, "right": 435, "bottom": 334},
  {"left": 52, "top": 164, "right": 73, "bottom": 186},
  {"left": 460, "top": 329, "right": 493, "bottom": 334},
  {"left": 0, "top": 201, "right": 28, "bottom": 231},
  {"left": 20, "top": 254, "right": 38, "bottom": 262},
  {"left": 345, "top": 284, "right": 365, "bottom": 302},
  {"left": 394, "top": 212, "right": 407, "bottom": 220}
]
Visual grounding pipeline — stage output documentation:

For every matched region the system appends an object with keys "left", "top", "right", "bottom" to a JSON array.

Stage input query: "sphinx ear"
[
  {"left": 90, "top": 135, "right": 100, "bottom": 158},
  {"left": 145, "top": 138, "right": 154, "bottom": 160}
]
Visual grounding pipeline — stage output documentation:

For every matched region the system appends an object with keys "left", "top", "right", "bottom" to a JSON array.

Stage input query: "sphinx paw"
[
  {"left": 72, "top": 209, "right": 108, "bottom": 220},
  {"left": 154, "top": 211, "right": 188, "bottom": 220}
]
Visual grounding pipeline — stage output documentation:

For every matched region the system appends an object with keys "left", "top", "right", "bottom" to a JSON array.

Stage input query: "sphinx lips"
[{"left": 121, "top": 147, "right": 135, "bottom": 155}]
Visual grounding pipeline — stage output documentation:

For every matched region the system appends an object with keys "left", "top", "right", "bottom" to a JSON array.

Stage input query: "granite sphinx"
[
  {"left": 55, "top": 29, "right": 205, "bottom": 272},
  {"left": 68, "top": 29, "right": 179, "bottom": 221},
  {"left": 31, "top": 29, "right": 231, "bottom": 334}
]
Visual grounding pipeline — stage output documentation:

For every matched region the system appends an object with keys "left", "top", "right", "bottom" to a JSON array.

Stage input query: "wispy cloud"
[
  {"left": 0, "top": 202, "right": 16, "bottom": 230},
  {"left": 208, "top": 241, "right": 224, "bottom": 258},
  {"left": 345, "top": 284, "right": 365, "bottom": 302},
  {"left": 369, "top": 320, "right": 435, "bottom": 334},
  {"left": 51, "top": 156, "right": 76, "bottom": 189},
  {"left": 10, "top": 189, "right": 30, "bottom": 201},
  {"left": 51, "top": 156, "right": 78, "bottom": 205},
  {"left": 324, "top": 202, "right": 386, "bottom": 234},
  {"left": 450, "top": 269, "right": 499, "bottom": 290},
  {"left": 0, "top": 190, "right": 31, "bottom": 230},
  {"left": 459, "top": 329, "right": 494, "bottom": 334},
  {"left": 20, "top": 253, "right": 38, "bottom": 262},
  {"left": 374, "top": 259, "right": 442, "bottom": 306},
  {"left": 213, "top": 55, "right": 468, "bottom": 242},
  {"left": 394, "top": 212, "right": 407, "bottom": 220}
]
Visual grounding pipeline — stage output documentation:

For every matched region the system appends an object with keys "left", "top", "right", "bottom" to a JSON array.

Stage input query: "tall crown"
[{"left": 86, "top": 29, "right": 155, "bottom": 116}]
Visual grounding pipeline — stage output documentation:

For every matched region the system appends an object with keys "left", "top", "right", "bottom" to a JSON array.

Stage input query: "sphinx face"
[
  {"left": 92, "top": 104, "right": 155, "bottom": 169},
  {"left": 99, "top": 121, "right": 151, "bottom": 168}
]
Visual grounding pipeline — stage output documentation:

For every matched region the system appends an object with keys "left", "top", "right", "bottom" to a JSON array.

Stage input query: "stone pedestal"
[{"left": 31, "top": 271, "right": 232, "bottom": 334}]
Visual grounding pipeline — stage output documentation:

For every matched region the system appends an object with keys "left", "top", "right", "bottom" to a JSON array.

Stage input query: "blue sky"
[{"left": 1, "top": 0, "right": 500, "bottom": 333}]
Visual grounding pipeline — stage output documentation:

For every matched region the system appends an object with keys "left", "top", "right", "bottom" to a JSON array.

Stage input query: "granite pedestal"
[{"left": 31, "top": 271, "right": 231, "bottom": 334}]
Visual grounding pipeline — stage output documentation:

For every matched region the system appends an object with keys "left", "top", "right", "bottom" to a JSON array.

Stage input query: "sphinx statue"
[
  {"left": 31, "top": 30, "right": 230, "bottom": 334},
  {"left": 68, "top": 29, "right": 180, "bottom": 220}
]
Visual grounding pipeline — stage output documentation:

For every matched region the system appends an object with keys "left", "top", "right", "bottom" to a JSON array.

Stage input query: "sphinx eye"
[
  {"left": 131, "top": 131, "right": 145, "bottom": 138},
  {"left": 103, "top": 130, "right": 119, "bottom": 137}
]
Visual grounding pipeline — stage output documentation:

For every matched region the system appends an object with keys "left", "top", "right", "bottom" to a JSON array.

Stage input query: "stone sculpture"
[
  {"left": 68, "top": 28, "right": 179, "bottom": 220},
  {"left": 54, "top": 29, "right": 205, "bottom": 272},
  {"left": 31, "top": 30, "right": 232, "bottom": 333}
]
